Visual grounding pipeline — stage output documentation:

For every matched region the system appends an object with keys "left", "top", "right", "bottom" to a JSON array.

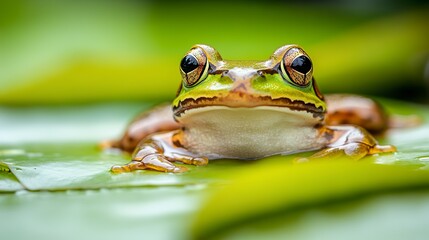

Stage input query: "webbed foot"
[
  {"left": 111, "top": 132, "right": 208, "bottom": 173},
  {"left": 297, "top": 125, "right": 396, "bottom": 162}
]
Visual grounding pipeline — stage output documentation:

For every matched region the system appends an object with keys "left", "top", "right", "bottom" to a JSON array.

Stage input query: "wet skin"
[{"left": 108, "top": 44, "right": 395, "bottom": 173}]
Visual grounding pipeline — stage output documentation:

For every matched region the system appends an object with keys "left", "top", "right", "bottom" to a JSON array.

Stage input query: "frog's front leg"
[
  {"left": 300, "top": 125, "right": 396, "bottom": 161},
  {"left": 111, "top": 130, "right": 208, "bottom": 173}
]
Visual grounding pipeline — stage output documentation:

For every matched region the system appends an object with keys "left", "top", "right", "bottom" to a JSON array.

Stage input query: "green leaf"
[
  {"left": 190, "top": 160, "right": 429, "bottom": 239},
  {"left": 0, "top": 149, "right": 26, "bottom": 192},
  {"left": 0, "top": 172, "right": 24, "bottom": 192},
  {"left": 200, "top": 191, "right": 429, "bottom": 240},
  {"left": 0, "top": 186, "right": 204, "bottom": 240},
  {"left": 0, "top": 143, "right": 247, "bottom": 191},
  {"left": 190, "top": 100, "right": 429, "bottom": 239}
]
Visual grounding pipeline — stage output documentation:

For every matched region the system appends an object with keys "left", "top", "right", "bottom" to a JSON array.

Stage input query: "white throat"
[{"left": 177, "top": 106, "right": 326, "bottom": 159}]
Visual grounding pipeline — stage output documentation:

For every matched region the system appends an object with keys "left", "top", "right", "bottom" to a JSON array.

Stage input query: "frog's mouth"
[{"left": 173, "top": 94, "right": 325, "bottom": 120}]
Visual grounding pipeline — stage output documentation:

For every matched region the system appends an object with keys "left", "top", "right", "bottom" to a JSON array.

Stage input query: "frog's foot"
[
  {"left": 111, "top": 154, "right": 188, "bottom": 173},
  {"left": 297, "top": 142, "right": 396, "bottom": 162},
  {"left": 111, "top": 138, "right": 208, "bottom": 173},
  {"left": 297, "top": 125, "right": 396, "bottom": 162}
]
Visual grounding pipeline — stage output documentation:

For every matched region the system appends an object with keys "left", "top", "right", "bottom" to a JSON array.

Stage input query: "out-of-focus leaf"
[
  {"left": 191, "top": 101, "right": 429, "bottom": 239},
  {"left": 206, "top": 191, "right": 429, "bottom": 240},
  {"left": 311, "top": 9, "right": 429, "bottom": 93},
  {"left": 191, "top": 161, "right": 429, "bottom": 239},
  {"left": 0, "top": 187, "right": 204, "bottom": 240}
]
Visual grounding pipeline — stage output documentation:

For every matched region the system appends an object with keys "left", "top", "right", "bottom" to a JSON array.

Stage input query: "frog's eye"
[
  {"left": 280, "top": 47, "right": 313, "bottom": 86},
  {"left": 180, "top": 47, "right": 209, "bottom": 87}
]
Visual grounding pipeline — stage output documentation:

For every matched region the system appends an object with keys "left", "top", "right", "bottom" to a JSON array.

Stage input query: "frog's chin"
[
  {"left": 175, "top": 106, "right": 325, "bottom": 159},
  {"left": 175, "top": 105, "right": 323, "bottom": 125},
  {"left": 173, "top": 95, "right": 325, "bottom": 120}
]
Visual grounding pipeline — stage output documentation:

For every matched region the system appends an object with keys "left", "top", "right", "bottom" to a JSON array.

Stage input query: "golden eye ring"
[
  {"left": 280, "top": 47, "right": 313, "bottom": 86},
  {"left": 180, "top": 47, "right": 209, "bottom": 87}
]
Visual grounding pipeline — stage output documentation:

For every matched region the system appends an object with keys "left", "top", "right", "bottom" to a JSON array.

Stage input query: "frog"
[{"left": 107, "top": 44, "right": 396, "bottom": 173}]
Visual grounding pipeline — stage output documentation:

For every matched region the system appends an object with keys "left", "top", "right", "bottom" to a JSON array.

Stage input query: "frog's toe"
[
  {"left": 111, "top": 165, "right": 127, "bottom": 173},
  {"left": 143, "top": 154, "right": 188, "bottom": 173},
  {"left": 369, "top": 144, "right": 396, "bottom": 154},
  {"left": 111, "top": 161, "right": 145, "bottom": 173},
  {"left": 111, "top": 154, "right": 188, "bottom": 173},
  {"left": 295, "top": 142, "right": 395, "bottom": 163},
  {"left": 170, "top": 153, "right": 209, "bottom": 166},
  {"left": 193, "top": 157, "right": 209, "bottom": 166}
]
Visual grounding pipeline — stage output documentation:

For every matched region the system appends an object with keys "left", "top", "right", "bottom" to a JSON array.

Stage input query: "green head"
[{"left": 173, "top": 44, "right": 326, "bottom": 121}]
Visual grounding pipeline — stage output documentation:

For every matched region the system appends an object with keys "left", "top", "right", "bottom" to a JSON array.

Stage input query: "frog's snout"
[
  {"left": 224, "top": 67, "right": 259, "bottom": 82},
  {"left": 224, "top": 67, "right": 259, "bottom": 94}
]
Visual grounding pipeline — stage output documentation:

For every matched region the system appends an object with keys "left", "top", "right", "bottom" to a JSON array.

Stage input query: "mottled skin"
[{"left": 108, "top": 44, "right": 395, "bottom": 173}]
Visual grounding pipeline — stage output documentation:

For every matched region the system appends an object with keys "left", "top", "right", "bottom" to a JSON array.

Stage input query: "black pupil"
[
  {"left": 180, "top": 55, "right": 199, "bottom": 73},
  {"left": 291, "top": 55, "right": 312, "bottom": 74}
]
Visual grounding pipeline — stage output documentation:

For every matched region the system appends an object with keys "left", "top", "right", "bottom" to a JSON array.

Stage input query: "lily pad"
[
  {"left": 0, "top": 172, "right": 24, "bottom": 192},
  {"left": 0, "top": 143, "right": 247, "bottom": 191},
  {"left": 0, "top": 186, "right": 205, "bottom": 240}
]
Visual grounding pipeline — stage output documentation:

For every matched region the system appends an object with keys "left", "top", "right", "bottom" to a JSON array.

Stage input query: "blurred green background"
[
  {"left": 0, "top": 0, "right": 428, "bottom": 105},
  {"left": 1, "top": 1, "right": 429, "bottom": 240}
]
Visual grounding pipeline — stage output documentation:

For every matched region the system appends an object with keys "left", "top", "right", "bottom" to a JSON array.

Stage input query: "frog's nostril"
[
  {"left": 221, "top": 70, "right": 229, "bottom": 77},
  {"left": 257, "top": 70, "right": 266, "bottom": 78}
]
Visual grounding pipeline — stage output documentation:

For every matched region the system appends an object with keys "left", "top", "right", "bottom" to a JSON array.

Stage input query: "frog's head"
[{"left": 173, "top": 44, "right": 326, "bottom": 125}]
